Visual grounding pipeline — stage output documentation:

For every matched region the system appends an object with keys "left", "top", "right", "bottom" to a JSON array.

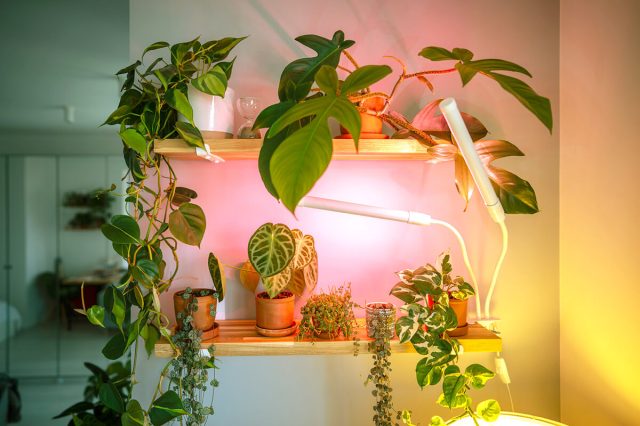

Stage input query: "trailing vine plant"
[
  {"left": 391, "top": 253, "right": 500, "bottom": 425},
  {"left": 169, "top": 287, "right": 219, "bottom": 426},
  {"left": 75, "top": 36, "right": 245, "bottom": 425},
  {"left": 255, "top": 30, "right": 553, "bottom": 215}
]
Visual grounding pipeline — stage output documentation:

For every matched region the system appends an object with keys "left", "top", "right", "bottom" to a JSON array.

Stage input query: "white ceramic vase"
[{"left": 181, "top": 86, "right": 236, "bottom": 138}]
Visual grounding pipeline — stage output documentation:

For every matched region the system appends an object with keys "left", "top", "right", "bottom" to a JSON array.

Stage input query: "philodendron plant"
[
  {"left": 255, "top": 30, "right": 552, "bottom": 215},
  {"left": 245, "top": 223, "right": 318, "bottom": 298},
  {"left": 390, "top": 253, "right": 500, "bottom": 425},
  {"left": 77, "top": 36, "right": 244, "bottom": 425}
]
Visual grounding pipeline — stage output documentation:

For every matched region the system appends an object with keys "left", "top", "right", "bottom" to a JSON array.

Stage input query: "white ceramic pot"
[{"left": 181, "top": 86, "right": 235, "bottom": 138}]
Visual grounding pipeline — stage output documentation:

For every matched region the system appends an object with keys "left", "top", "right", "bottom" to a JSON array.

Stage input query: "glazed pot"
[
  {"left": 173, "top": 288, "right": 217, "bottom": 332},
  {"left": 255, "top": 291, "right": 295, "bottom": 330},
  {"left": 365, "top": 302, "right": 396, "bottom": 338},
  {"left": 448, "top": 298, "right": 469, "bottom": 337}
]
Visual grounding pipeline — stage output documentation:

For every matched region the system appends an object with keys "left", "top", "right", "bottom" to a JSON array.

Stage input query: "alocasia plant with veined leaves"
[
  {"left": 77, "top": 36, "right": 244, "bottom": 426},
  {"left": 255, "top": 31, "right": 553, "bottom": 215}
]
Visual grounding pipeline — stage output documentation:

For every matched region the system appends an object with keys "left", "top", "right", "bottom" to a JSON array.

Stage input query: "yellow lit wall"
[{"left": 559, "top": 0, "right": 640, "bottom": 424}]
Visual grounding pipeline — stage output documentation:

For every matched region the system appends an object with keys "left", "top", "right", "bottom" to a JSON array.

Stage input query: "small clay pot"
[
  {"left": 255, "top": 291, "right": 295, "bottom": 330},
  {"left": 365, "top": 302, "right": 396, "bottom": 338},
  {"left": 312, "top": 317, "right": 341, "bottom": 339},
  {"left": 448, "top": 298, "right": 469, "bottom": 337},
  {"left": 173, "top": 289, "right": 217, "bottom": 332},
  {"left": 338, "top": 96, "right": 388, "bottom": 139}
]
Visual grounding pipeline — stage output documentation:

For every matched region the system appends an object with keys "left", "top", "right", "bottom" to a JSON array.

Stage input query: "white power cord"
[{"left": 484, "top": 220, "right": 509, "bottom": 319}]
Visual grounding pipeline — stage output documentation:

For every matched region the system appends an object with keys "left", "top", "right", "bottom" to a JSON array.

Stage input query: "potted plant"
[
  {"left": 390, "top": 252, "right": 500, "bottom": 424},
  {"left": 254, "top": 30, "right": 552, "bottom": 215},
  {"left": 173, "top": 254, "right": 226, "bottom": 340},
  {"left": 298, "top": 284, "right": 357, "bottom": 340},
  {"left": 78, "top": 35, "right": 244, "bottom": 425},
  {"left": 365, "top": 302, "right": 396, "bottom": 339},
  {"left": 245, "top": 223, "right": 318, "bottom": 335}
]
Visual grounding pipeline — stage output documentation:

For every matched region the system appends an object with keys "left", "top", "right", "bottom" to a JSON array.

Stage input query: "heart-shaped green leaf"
[
  {"left": 263, "top": 266, "right": 293, "bottom": 298},
  {"left": 169, "top": 202, "right": 206, "bottom": 247},
  {"left": 203, "top": 36, "right": 247, "bottom": 62},
  {"left": 149, "top": 390, "right": 187, "bottom": 426},
  {"left": 122, "top": 399, "right": 146, "bottom": 426},
  {"left": 442, "top": 374, "right": 468, "bottom": 408},
  {"left": 477, "top": 399, "right": 501, "bottom": 422},
  {"left": 191, "top": 65, "right": 228, "bottom": 97},
  {"left": 465, "top": 363, "right": 495, "bottom": 389},
  {"left": 341, "top": 64, "right": 392, "bottom": 95},
  {"left": 101, "top": 215, "right": 141, "bottom": 244},
  {"left": 98, "top": 382, "right": 124, "bottom": 413},
  {"left": 208, "top": 253, "right": 226, "bottom": 302},
  {"left": 174, "top": 121, "right": 204, "bottom": 148},
  {"left": 87, "top": 305, "right": 105, "bottom": 328},
  {"left": 142, "top": 41, "right": 169, "bottom": 58},
  {"left": 131, "top": 259, "right": 160, "bottom": 288},
  {"left": 120, "top": 128, "right": 148, "bottom": 157},
  {"left": 248, "top": 223, "right": 295, "bottom": 278},
  {"left": 102, "top": 333, "right": 128, "bottom": 360},
  {"left": 165, "top": 88, "right": 193, "bottom": 123}
]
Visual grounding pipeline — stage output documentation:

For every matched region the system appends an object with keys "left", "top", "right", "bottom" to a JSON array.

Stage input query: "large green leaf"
[
  {"left": 98, "top": 382, "right": 125, "bottom": 413},
  {"left": 165, "top": 88, "right": 193, "bottom": 123},
  {"left": 208, "top": 252, "right": 226, "bottom": 301},
  {"left": 477, "top": 399, "right": 501, "bottom": 422},
  {"left": 341, "top": 64, "right": 392, "bottom": 95},
  {"left": 101, "top": 215, "right": 141, "bottom": 244},
  {"left": 416, "top": 358, "right": 443, "bottom": 388},
  {"left": 131, "top": 259, "right": 160, "bottom": 288},
  {"left": 253, "top": 101, "right": 296, "bottom": 131},
  {"left": 149, "top": 390, "right": 187, "bottom": 426},
  {"left": 102, "top": 333, "right": 128, "bottom": 360},
  {"left": 487, "top": 166, "right": 539, "bottom": 214},
  {"left": 263, "top": 266, "right": 292, "bottom": 298},
  {"left": 120, "top": 128, "right": 148, "bottom": 157},
  {"left": 203, "top": 36, "right": 247, "bottom": 62},
  {"left": 419, "top": 46, "right": 473, "bottom": 62},
  {"left": 248, "top": 223, "right": 295, "bottom": 278},
  {"left": 122, "top": 400, "right": 146, "bottom": 426},
  {"left": 191, "top": 65, "right": 228, "bottom": 96},
  {"left": 278, "top": 30, "right": 354, "bottom": 101},
  {"left": 169, "top": 202, "right": 206, "bottom": 247},
  {"left": 268, "top": 66, "right": 361, "bottom": 212},
  {"left": 174, "top": 121, "right": 204, "bottom": 148}
]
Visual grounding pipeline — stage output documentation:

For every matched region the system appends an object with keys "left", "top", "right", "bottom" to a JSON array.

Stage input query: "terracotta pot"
[
  {"left": 255, "top": 291, "right": 295, "bottom": 330},
  {"left": 448, "top": 298, "right": 469, "bottom": 337},
  {"left": 365, "top": 302, "right": 396, "bottom": 338},
  {"left": 312, "top": 317, "right": 341, "bottom": 339},
  {"left": 338, "top": 95, "right": 388, "bottom": 139},
  {"left": 173, "top": 289, "right": 217, "bottom": 332}
]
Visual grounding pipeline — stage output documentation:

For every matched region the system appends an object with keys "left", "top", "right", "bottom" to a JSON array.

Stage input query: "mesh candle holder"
[{"left": 365, "top": 302, "right": 396, "bottom": 338}]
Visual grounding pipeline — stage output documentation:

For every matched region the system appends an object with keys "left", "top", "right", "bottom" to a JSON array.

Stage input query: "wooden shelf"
[
  {"left": 154, "top": 319, "right": 501, "bottom": 358},
  {"left": 154, "top": 138, "right": 433, "bottom": 161}
]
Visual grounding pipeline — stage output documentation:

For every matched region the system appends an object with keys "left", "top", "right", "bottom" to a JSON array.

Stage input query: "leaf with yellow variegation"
[
  {"left": 291, "top": 230, "right": 315, "bottom": 269},
  {"left": 454, "top": 153, "right": 474, "bottom": 211},
  {"left": 263, "top": 266, "right": 293, "bottom": 299},
  {"left": 239, "top": 260, "right": 260, "bottom": 293}
]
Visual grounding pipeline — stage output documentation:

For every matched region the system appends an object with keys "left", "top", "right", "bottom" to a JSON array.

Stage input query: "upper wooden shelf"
[
  {"left": 154, "top": 319, "right": 501, "bottom": 358},
  {"left": 154, "top": 138, "right": 432, "bottom": 161}
]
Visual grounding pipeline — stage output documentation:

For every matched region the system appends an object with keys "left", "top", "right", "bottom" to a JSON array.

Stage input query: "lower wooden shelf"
[{"left": 154, "top": 319, "right": 501, "bottom": 358}]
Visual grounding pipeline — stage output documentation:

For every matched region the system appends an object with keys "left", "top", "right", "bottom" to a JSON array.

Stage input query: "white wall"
[
  {"left": 559, "top": 0, "right": 640, "bottom": 424},
  {"left": 131, "top": 1, "right": 560, "bottom": 424}
]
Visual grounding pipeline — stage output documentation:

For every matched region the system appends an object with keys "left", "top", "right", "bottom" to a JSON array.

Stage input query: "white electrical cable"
[
  {"left": 484, "top": 221, "right": 509, "bottom": 319},
  {"left": 431, "top": 219, "right": 482, "bottom": 320}
]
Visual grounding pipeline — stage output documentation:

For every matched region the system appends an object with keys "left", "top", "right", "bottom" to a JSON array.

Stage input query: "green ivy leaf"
[
  {"left": 477, "top": 399, "right": 501, "bottom": 422},
  {"left": 218, "top": 57, "right": 236, "bottom": 79},
  {"left": 86, "top": 305, "right": 105, "bottom": 328},
  {"left": 120, "top": 128, "right": 148, "bottom": 158},
  {"left": 140, "top": 324, "right": 161, "bottom": 357},
  {"left": 442, "top": 374, "right": 468, "bottom": 408},
  {"left": 98, "top": 382, "right": 125, "bottom": 413},
  {"left": 149, "top": 390, "right": 187, "bottom": 426},
  {"left": 102, "top": 105, "right": 132, "bottom": 126},
  {"left": 101, "top": 215, "right": 141, "bottom": 244},
  {"left": 131, "top": 259, "right": 160, "bottom": 288},
  {"left": 122, "top": 399, "right": 146, "bottom": 426},
  {"left": 174, "top": 121, "right": 204, "bottom": 149},
  {"left": 191, "top": 65, "right": 228, "bottom": 96},
  {"left": 416, "top": 358, "right": 442, "bottom": 388},
  {"left": 153, "top": 64, "right": 177, "bottom": 90},
  {"left": 168, "top": 202, "right": 206, "bottom": 247},
  {"left": 102, "top": 333, "right": 128, "bottom": 360},
  {"left": 142, "top": 41, "right": 169, "bottom": 58},
  {"left": 248, "top": 223, "right": 296, "bottom": 277},
  {"left": 395, "top": 316, "right": 419, "bottom": 343},
  {"left": 465, "top": 363, "right": 495, "bottom": 389},
  {"left": 165, "top": 88, "right": 193, "bottom": 123}
]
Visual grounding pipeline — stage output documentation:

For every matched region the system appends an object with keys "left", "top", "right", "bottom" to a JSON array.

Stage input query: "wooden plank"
[
  {"left": 153, "top": 138, "right": 434, "bottom": 161},
  {"left": 154, "top": 319, "right": 501, "bottom": 358}
]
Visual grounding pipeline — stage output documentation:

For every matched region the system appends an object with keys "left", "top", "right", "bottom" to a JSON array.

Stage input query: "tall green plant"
[
  {"left": 82, "top": 36, "right": 244, "bottom": 425},
  {"left": 255, "top": 31, "right": 553, "bottom": 215}
]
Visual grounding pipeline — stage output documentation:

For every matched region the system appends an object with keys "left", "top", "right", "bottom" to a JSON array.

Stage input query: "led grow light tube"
[
  {"left": 299, "top": 196, "right": 483, "bottom": 320},
  {"left": 438, "top": 98, "right": 508, "bottom": 319}
]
